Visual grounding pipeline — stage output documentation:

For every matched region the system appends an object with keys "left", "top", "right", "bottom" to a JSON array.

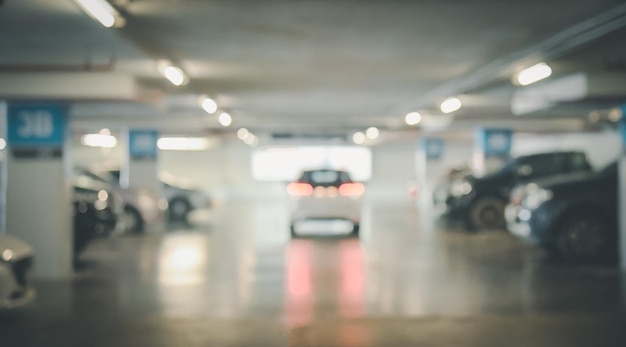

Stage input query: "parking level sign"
[
  {"left": 129, "top": 130, "right": 158, "bottom": 160},
  {"left": 7, "top": 104, "right": 68, "bottom": 158}
]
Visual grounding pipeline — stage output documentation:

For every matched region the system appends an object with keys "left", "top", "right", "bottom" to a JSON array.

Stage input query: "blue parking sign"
[
  {"left": 422, "top": 138, "right": 445, "bottom": 160},
  {"left": 476, "top": 128, "right": 512, "bottom": 158},
  {"left": 7, "top": 104, "right": 67, "bottom": 148},
  {"left": 129, "top": 130, "right": 159, "bottom": 159}
]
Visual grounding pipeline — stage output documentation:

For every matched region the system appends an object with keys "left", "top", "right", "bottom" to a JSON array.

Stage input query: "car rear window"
[{"left": 300, "top": 170, "right": 352, "bottom": 186}]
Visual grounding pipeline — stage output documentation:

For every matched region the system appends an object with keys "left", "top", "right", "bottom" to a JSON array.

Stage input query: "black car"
[
  {"left": 506, "top": 162, "right": 618, "bottom": 262},
  {"left": 442, "top": 151, "right": 593, "bottom": 230}
]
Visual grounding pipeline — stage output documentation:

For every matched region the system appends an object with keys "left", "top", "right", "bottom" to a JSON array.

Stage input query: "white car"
[
  {"left": 0, "top": 234, "right": 35, "bottom": 309},
  {"left": 288, "top": 169, "right": 364, "bottom": 237}
]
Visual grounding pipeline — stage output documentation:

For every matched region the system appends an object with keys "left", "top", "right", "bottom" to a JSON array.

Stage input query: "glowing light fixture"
[
  {"left": 440, "top": 97, "right": 462, "bottom": 114},
  {"left": 0, "top": 138, "right": 6, "bottom": 150},
  {"left": 157, "top": 137, "right": 211, "bottom": 151},
  {"left": 237, "top": 128, "right": 250, "bottom": 140},
  {"left": 218, "top": 112, "right": 232, "bottom": 127},
  {"left": 200, "top": 97, "right": 218, "bottom": 114},
  {"left": 405, "top": 112, "right": 422, "bottom": 125},
  {"left": 81, "top": 133, "right": 117, "bottom": 148},
  {"left": 517, "top": 62, "right": 552, "bottom": 86},
  {"left": 244, "top": 134, "right": 257, "bottom": 145},
  {"left": 366, "top": 127, "right": 379, "bottom": 140},
  {"left": 352, "top": 132, "right": 366, "bottom": 145},
  {"left": 75, "top": 0, "right": 123, "bottom": 28}
]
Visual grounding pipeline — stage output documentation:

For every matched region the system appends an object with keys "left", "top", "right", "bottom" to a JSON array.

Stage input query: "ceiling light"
[
  {"left": 244, "top": 134, "right": 257, "bottom": 145},
  {"left": 440, "top": 97, "right": 462, "bottom": 114},
  {"left": 75, "top": 0, "right": 123, "bottom": 28},
  {"left": 352, "top": 132, "right": 366, "bottom": 145},
  {"left": 237, "top": 128, "right": 250, "bottom": 140},
  {"left": 159, "top": 64, "right": 187, "bottom": 86},
  {"left": 99, "top": 128, "right": 111, "bottom": 135},
  {"left": 157, "top": 137, "right": 211, "bottom": 151},
  {"left": 517, "top": 62, "right": 552, "bottom": 86},
  {"left": 0, "top": 138, "right": 6, "bottom": 150},
  {"left": 218, "top": 112, "right": 232, "bottom": 127},
  {"left": 81, "top": 134, "right": 117, "bottom": 148},
  {"left": 405, "top": 112, "right": 422, "bottom": 125},
  {"left": 366, "top": 127, "right": 379, "bottom": 140},
  {"left": 201, "top": 97, "right": 218, "bottom": 114}
]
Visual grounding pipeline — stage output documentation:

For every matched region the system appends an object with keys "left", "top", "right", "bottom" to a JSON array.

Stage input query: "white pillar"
[
  {"left": 122, "top": 129, "right": 161, "bottom": 194},
  {"left": 416, "top": 137, "right": 445, "bottom": 206},
  {"left": 4, "top": 102, "right": 73, "bottom": 278},
  {"left": 473, "top": 128, "right": 513, "bottom": 177}
]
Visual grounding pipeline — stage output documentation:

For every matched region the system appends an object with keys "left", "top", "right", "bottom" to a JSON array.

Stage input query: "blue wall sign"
[
  {"left": 422, "top": 138, "right": 445, "bottom": 160},
  {"left": 129, "top": 130, "right": 159, "bottom": 159},
  {"left": 7, "top": 103, "right": 67, "bottom": 148},
  {"left": 475, "top": 128, "right": 512, "bottom": 158}
]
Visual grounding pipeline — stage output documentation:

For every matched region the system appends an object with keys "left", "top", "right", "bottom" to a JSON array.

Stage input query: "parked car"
[
  {"left": 433, "top": 164, "right": 472, "bottom": 209},
  {"left": 72, "top": 185, "right": 122, "bottom": 258},
  {"left": 0, "top": 234, "right": 35, "bottom": 309},
  {"left": 75, "top": 167, "right": 166, "bottom": 233},
  {"left": 288, "top": 169, "right": 364, "bottom": 237},
  {"left": 441, "top": 151, "right": 593, "bottom": 230},
  {"left": 160, "top": 172, "right": 212, "bottom": 223},
  {"left": 506, "top": 162, "right": 618, "bottom": 262}
]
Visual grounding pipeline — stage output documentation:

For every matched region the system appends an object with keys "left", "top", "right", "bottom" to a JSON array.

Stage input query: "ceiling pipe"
[{"left": 393, "top": 3, "right": 626, "bottom": 114}]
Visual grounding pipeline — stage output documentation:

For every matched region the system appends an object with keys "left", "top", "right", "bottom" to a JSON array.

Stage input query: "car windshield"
[{"left": 300, "top": 170, "right": 352, "bottom": 186}]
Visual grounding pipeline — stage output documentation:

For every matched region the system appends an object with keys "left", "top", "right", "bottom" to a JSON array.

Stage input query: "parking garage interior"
[{"left": 1, "top": 1, "right": 626, "bottom": 346}]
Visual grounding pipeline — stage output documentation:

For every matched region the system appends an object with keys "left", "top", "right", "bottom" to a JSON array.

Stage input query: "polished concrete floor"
[{"left": 1, "top": 199, "right": 626, "bottom": 346}]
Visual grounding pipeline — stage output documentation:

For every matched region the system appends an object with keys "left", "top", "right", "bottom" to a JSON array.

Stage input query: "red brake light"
[
  {"left": 287, "top": 183, "right": 313, "bottom": 197},
  {"left": 339, "top": 182, "right": 365, "bottom": 197}
]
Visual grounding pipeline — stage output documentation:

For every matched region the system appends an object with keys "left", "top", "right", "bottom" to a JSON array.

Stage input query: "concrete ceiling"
[{"left": 1, "top": 0, "right": 626, "bottom": 136}]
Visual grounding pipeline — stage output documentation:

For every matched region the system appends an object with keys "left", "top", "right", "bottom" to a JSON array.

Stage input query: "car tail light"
[
  {"left": 339, "top": 183, "right": 365, "bottom": 197},
  {"left": 287, "top": 182, "right": 314, "bottom": 197}
]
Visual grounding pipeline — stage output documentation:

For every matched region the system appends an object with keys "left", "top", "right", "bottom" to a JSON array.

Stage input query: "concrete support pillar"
[
  {"left": 121, "top": 129, "right": 160, "bottom": 195},
  {"left": 473, "top": 128, "right": 513, "bottom": 177},
  {"left": 416, "top": 137, "right": 445, "bottom": 206},
  {"left": 4, "top": 102, "right": 73, "bottom": 278}
]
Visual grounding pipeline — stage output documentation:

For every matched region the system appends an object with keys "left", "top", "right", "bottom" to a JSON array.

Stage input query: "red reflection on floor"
[
  {"left": 285, "top": 240, "right": 314, "bottom": 328},
  {"left": 339, "top": 240, "right": 364, "bottom": 318}
]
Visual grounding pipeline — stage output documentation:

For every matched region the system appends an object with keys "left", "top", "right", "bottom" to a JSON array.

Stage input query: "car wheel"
[
  {"left": 556, "top": 212, "right": 614, "bottom": 262},
  {"left": 123, "top": 206, "right": 144, "bottom": 234},
  {"left": 169, "top": 198, "right": 191, "bottom": 222},
  {"left": 468, "top": 197, "right": 506, "bottom": 230}
]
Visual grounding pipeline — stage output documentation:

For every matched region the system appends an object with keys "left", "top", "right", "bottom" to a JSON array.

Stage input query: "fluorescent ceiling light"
[
  {"left": 81, "top": 134, "right": 117, "bottom": 148},
  {"left": 201, "top": 97, "right": 217, "bottom": 114},
  {"left": 440, "top": 97, "right": 462, "bottom": 114},
  {"left": 366, "top": 127, "right": 379, "bottom": 140},
  {"left": 0, "top": 138, "right": 6, "bottom": 150},
  {"left": 352, "top": 132, "right": 366, "bottom": 145},
  {"left": 405, "top": 112, "right": 422, "bottom": 125},
  {"left": 218, "top": 112, "right": 232, "bottom": 127},
  {"left": 161, "top": 65, "right": 187, "bottom": 86},
  {"left": 244, "top": 134, "right": 257, "bottom": 146},
  {"left": 237, "top": 128, "right": 250, "bottom": 140},
  {"left": 157, "top": 137, "right": 211, "bottom": 151},
  {"left": 517, "top": 62, "right": 552, "bottom": 86},
  {"left": 75, "top": 0, "right": 121, "bottom": 28}
]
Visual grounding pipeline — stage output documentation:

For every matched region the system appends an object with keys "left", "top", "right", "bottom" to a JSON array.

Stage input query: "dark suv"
[
  {"left": 506, "top": 162, "right": 617, "bottom": 262},
  {"left": 443, "top": 151, "right": 593, "bottom": 230}
]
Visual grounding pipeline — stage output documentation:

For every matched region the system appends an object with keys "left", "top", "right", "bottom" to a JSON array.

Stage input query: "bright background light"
[
  {"left": 0, "top": 138, "right": 6, "bottom": 150},
  {"left": 366, "top": 127, "right": 379, "bottom": 140},
  {"left": 252, "top": 146, "right": 372, "bottom": 182},
  {"left": 219, "top": 112, "right": 232, "bottom": 126},
  {"left": 405, "top": 112, "right": 422, "bottom": 125},
  {"left": 517, "top": 62, "right": 552, "bottom": 86},
  {"left": 440, "top": 97, "right": 462, "bottom": 114},
  {"left": 237, "top": 128, "right": 250, "bottom": 140},
  {"left": 352, "top": 132, "right": 366, "bottom": 145},
  {"left": 81, "top": 133, "right": 117, "bottom": 148},
  {"left": 163, "top": 65, "right": 186, "bottom": 86},
  {"left": 76, "top": 0, "right": 116, "bottom": 28},
  {"left": 157, "top": 137, "right": 212, "bottom": 151},
  {"left": 201, "top": 97, "right": 218, "bottom": 114}
]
